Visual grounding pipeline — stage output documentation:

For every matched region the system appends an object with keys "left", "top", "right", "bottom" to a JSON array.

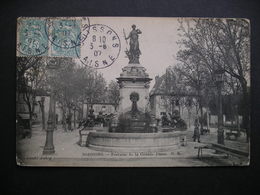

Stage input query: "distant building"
[
  {"left": 149, "top": 68, "right": 198, "bottom": 127},
  {"left": 149, "top": 68, "right": 244, "bottom": 127},
  {"left": 19, "top": 89, "right": 63, "bottom": 125},
  {"left": 83, "top": 102, "right": 117, "bottom": 118}
]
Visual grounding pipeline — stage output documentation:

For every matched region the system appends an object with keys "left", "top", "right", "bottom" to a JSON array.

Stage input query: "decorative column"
[
  {"left": 43, "top": 89, "right": 55, "bottom": 154},
  {"left": 43, "top": 58, "right": 59, "bottom": 155},
  {"left": 215, "top": 69, "right": 225, "bottom": 145},
  {"left": 116, "top": 64, "right": 152, "bottom": 114},
  {"left": 38, "top": 96, "right": 46, "bottom": 130},
  {"left": 197, "top": 79, "right": 204, "bottom": 135}
]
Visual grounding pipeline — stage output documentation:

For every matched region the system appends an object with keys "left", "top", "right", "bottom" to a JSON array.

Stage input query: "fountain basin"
[{"left": 86, "top": 131, "right": 186, "bottom": 152}]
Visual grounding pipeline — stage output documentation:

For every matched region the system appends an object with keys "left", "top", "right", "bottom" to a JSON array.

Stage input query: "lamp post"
[
  {"left": 186, "top": 98, "right": 192, "bottom": 128},
  {"left": 215, "top": 69, "right": 225, "bottom": 145},
  {"left": 197, "top": 79, "right": 204, "bottom": 135},
  {"left": 43, "top": 58, "right": 59, "bottom": 155},
  {"left": 38, "top": 96, "right": 46, "bottom": 130},
  {"left": 206, "top": 88, "right": 212, "bottom": 133}
]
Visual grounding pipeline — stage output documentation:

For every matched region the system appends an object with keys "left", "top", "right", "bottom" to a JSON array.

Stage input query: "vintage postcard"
[{"left": 16, "top": 17, "right": 250, "bottom": 167}]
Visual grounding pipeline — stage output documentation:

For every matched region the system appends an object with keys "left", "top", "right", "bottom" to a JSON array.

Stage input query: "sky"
[{"left": 75, "top": 17, "right": 181, "bottom": 89}]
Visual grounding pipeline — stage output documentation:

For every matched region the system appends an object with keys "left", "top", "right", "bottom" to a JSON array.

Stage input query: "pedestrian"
[
  {"left": 66, "top": 114, "right": 72, "bottom": 131},
  {"left": 54, "top": 114, "right": 58, "bottom": 130},
  {"left": 193, "top": 118, "right": 200, "bottom": 142}
]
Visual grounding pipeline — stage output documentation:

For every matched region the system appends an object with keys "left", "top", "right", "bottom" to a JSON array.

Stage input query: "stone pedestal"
[
  {"left": 85, "top": 63, "right": 187, "bottom": 152},
  {"left": 117, "top": 63, "right": 152, "bottom": 114}
]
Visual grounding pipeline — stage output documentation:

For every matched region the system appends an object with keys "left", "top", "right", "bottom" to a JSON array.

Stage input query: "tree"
[
  {"left": 17, "top": 56, "right": 47, "bottom": 126},
  {"left": 176, "top": 18, "right": 250, "bottom": 140},
  {"left": 87, "top": 72, "right": 107, "bottom": 104},
  {"left": 46, "top": 58, "right": 107, "bottom": 127},
  {"left": 154, "top": 66, "right": 190, "bottom": 115},
  {"left": 214, "top": 19, "right": 250, "bottom": 140},
  {"left": 107, "top": 80, "right": 120, "bottom": 111},
  {"left": 165, "top": 66, "right": 188, "bottom": 114},
  {"left": 80, "top": 70, "right": 107, "bottom": 118},
  {"left": 71, "top": 65, "right": 94, "bottom": 121},
  {"left": 47, "top": 58, "right": 80, "bottom": 130},
  {"left": 17, "top": 56, "right": 108, "bottom": 131},
  {"left": 70, "top": 65, "right": 107, "bottom": 121},
  {"left": 174, "top": 53, "right": 215, "bottom": 129}
]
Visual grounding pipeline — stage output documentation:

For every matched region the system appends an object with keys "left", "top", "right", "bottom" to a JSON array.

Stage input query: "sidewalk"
[{"left": 16, "top": 125, "right": 250, "bottom": 166}]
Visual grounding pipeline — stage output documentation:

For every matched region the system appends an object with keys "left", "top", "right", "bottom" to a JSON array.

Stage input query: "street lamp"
[
  {"left": 37, "top": 96, "right": 46, "bottom": 130},
  {"left": 43, "top": 58, "right": 59, "bottom": 155},
  {"left": 186, "top": 98, "right": 193, "bottom": 128},
  {"left": 197, "top": 79, "right": 204, "bottom": 135},
  {"left": 215, "top": 68, "right": 225, "bottom": 145}
]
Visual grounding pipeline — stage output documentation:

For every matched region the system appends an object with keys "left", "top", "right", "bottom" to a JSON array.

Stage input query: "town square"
[{"left": 16, "top": 17, "right": 250, "bottom": 166}]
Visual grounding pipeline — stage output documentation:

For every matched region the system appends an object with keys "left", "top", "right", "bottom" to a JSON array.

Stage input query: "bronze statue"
[{"left": 124, "top": 25, "right": 142, "bottom": 64}]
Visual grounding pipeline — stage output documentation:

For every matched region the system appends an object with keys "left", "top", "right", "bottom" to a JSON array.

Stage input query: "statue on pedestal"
[{"left": 124, "top": 24, "right": 142, "bottom": 64}]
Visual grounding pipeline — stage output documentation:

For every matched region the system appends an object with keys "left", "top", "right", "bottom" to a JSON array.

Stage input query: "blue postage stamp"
[
  {"left": 17, "top": 18, "right": 48, "bottom": 56},
  {"left": 46, "top": 18, "right": 81, "bottom": 57}
]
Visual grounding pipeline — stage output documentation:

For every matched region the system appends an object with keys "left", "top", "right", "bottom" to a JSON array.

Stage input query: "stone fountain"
[{"left": 86, "top": 25, "right": 186, "bottom": 152}]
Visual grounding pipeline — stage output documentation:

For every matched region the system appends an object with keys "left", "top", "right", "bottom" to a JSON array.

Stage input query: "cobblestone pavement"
[{"left": 16, "top": 124, "right": 250, "bottom": 167}]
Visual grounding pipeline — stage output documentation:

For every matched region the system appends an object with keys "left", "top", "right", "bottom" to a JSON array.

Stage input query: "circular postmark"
[
  {"left": 45, "top": 17, "right": 90, "bottom": 49},
  {"left": 76, "top": 24, "right": 121, "bottom": 69},
  {"left": 17, "top": 18, "right": 48, "bottom": 56}
]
